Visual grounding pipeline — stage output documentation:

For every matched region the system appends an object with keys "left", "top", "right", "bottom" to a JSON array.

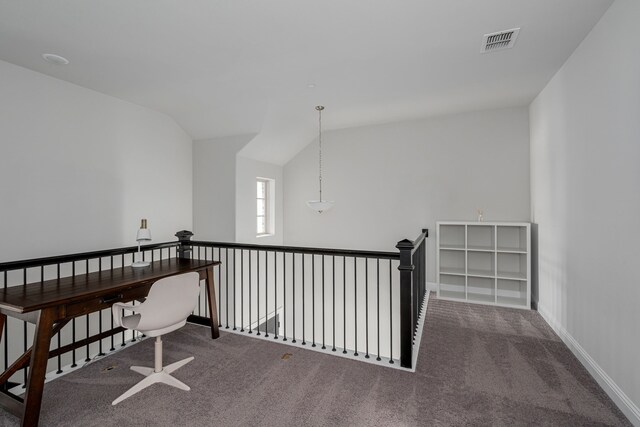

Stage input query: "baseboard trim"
[{"left": 538, "top": 304, "right": 640, "bottom": 426}]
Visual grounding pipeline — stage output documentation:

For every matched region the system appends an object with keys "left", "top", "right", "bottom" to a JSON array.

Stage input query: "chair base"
[{"left": 112, "top": 356, "right": 194, "bottom": 405}]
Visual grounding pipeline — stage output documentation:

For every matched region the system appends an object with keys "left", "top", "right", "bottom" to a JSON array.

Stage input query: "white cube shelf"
[{"left": 436, "top": 221, "right": 531, "bottom": 309}]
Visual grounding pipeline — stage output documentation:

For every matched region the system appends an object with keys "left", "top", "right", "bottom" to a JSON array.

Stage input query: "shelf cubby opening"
[
  {"left": 497, "top": 279, "right": 527, "bottom": 307},
  {"left": 439, "top": 224, "right": 465, "bottom": 249},
  {"left": 497, "top": 252, "right": 527, "bottom": 280},
  {"left": 439, "top": 249, "right": 466, "bottom": 275},
  {"left": 497, "top": 226, "right": 527, "bottom": 252},
  {"left": 467, "top": 225, "right": 495, "bottom": 251},
  {"left": 467, "top": 276, "right": 495, "bottom": 303},
  {"left": 439, "top": 274, "right": 466, "bottom": 300},
  {"left": 467, "top": 251, "right": 494, "bottom": 277}
]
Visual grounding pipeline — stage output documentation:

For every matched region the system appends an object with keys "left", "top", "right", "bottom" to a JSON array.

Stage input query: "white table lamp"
[{"left": 132, "top": 219, "right": 152, "bottom": 268}]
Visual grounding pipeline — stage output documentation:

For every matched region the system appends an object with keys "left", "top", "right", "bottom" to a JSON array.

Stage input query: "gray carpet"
[{"left": 0, "top": 293, "right": 631, "bottom": 426}]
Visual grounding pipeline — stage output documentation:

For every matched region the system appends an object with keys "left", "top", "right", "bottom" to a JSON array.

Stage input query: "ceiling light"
[
  {"left": 42, "top": 53, "right": 70, "bottom": 65},
  {"left": 307, "top": 83, "right": 316, "bottom": 88}
]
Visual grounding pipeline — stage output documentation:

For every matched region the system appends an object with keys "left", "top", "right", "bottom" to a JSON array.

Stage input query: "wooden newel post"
[
  {"left": 175, "top": 230, "right": 194, "bottom": 259},
  {"left": 397, "top": 238, "right": 415, "bottom": 369}
]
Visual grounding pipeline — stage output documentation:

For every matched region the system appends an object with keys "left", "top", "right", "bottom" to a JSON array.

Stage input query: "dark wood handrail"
[
  {"left": 189, "top": 240, "right": 399, "bottom": 260},
  {"left": 412, "top": 229, "right": 429, "bottom": 249},
  {"left": 1, "top": 238, "right": 400, "bottom": 272},
  {"left": 0, "top": 242, "right": 179, "bottom": 272}
]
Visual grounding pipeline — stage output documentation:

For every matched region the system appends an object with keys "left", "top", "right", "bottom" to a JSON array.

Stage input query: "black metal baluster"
[
  {"left": 264, "top": 252, "right": 269, "bottom": 338},
  {"left": 322, "top": 255, "right": 327, "bottom": 350},
  {"left": 110, "top": 256, "right": 115, "bottom": 352},
  {"left": 3, "top": 271, "right": 7, "bottom": 372},
  {"left": 354, "top": 257, "right": 358, "bottom": 356},
  {"left": 240, "top": 250, "right": 244, "bottom": 332},
  {"left": 86, "top": 259, "right": 92, "bottom": 361},
  {"left": 292, "top": 253, "right": 296, "bottom": 343},
  {"left": 207, "top": 247, "right": 212, "bottom": 317},
  {"left": 121, "top": 255, "right": 126, "bottom": 347},
  {"left": 256, "top": 251, "right": 261, "bottom": 336},
  {"left": 23, "top": 268, "right": 27, "bottom": 385},
  {"left": 332, "top": 256, "right": 336, "bottom": 352},
  {"left": 198, "top": 249, "right": 202, "bottom": 316},
  {"left": 70, "top": 263, "right": 80, "bottom": 363},
  {"left": 420, "top": 241, "right": 427, "bottom": 305},
  {"left": 248, "top": 250, "right": 252, "bottom": 334},
  {"left": 217, "top": 248, "right": 222, "bottom": 326},
  {"left": 343, "top": 256, "right": 347, "bottom": 354},
  {"left": 98, "top": 258, "right": 105, "bottom": 357},
  {"left": 311, "top": 255, "right": 315, "bottom": 347},
  {"left": 274, "top": 251, "right": 278, "bottom": 339},
  {"left": 321, "top": 255, "right": 325, "bottom": 350},
  {"left": 56, "top": 264, "right": 63, "bottom": 373},
  {"left": 225, "top": 248, "right": 229, "bottom": 329},
  {"left": 376, "top": 259, "right": 381, "bottom": 361},
  {"left": 282, "top": 253, "right": 287, "bottom": 341},
  {"left": 233, "top": 249, "right": 236, "bottom": 330},
  {"left": 389, "top": 259, "right": 394, "bottom": 364},
  {"left": 302, "top": 255, "right": 305, "bottom": 345},
  {"left": 365, "top": 258, "right": 369, "bottom": 359}
]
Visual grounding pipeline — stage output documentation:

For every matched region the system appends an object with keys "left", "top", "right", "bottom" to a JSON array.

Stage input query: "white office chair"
[{"left": 111, "top": 272, "right": 201, "bottom": 406}]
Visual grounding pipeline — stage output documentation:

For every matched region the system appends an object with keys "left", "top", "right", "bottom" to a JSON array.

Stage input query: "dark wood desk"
[{"left": 0, "top": 258, "right": 220, "bottom": 427}]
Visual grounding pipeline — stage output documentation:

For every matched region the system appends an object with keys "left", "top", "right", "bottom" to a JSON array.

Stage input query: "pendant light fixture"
[{"left": 306, "top": 105, "right": 334, "bottom": 213}]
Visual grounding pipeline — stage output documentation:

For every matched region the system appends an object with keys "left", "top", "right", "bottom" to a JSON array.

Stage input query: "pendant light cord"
[{"left": 318, "top": 106, "right": 323, "bottom": 202}]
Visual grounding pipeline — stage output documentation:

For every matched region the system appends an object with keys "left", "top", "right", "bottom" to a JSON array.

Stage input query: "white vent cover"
[{"left": 481, "top": 28, "right": 520, "bottom": 53}]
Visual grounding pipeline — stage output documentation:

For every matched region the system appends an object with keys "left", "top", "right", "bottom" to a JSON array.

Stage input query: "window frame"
[{"left": 256, "top": 177, "right": 274, "bottom": 237}]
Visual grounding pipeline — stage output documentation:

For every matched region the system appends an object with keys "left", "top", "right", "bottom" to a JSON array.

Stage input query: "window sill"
[{"left": 256, "top": 233, "right": 274, "bottom": 238}]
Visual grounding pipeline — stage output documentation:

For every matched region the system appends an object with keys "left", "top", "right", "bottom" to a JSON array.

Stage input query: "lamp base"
[{"left": 132, "top": 261, "right": 150, "bottom": 268}]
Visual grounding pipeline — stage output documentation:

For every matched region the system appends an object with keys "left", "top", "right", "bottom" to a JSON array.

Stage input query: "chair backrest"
[{"left": 135, "top": 272, "right": 201, "bottom": 332}]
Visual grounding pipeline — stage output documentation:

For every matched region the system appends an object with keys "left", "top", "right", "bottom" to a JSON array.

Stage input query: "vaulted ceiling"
[{"left": 0, "top": 0, "right": 612, "bottom": 164}]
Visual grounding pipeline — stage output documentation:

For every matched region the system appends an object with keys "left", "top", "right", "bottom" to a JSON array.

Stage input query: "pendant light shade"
[
  {"left": 306, "top": 106, "right": 334, "bottom": 213},
  {"left": 306, "top": 200, "right": 334, "bottom": 213}
]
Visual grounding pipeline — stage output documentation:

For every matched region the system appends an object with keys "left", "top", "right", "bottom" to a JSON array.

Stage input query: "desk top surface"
[{"left": 0, "top": 258, "right": 219, "bottom": 314}]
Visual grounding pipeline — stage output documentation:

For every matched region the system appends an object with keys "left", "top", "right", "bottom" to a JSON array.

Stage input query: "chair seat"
[{"left": 121, "top": 314, "right": 187, "bottom": 337}]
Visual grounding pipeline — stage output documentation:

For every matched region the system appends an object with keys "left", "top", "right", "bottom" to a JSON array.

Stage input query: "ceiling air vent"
[{"left": 481, "top": 28, "right": 520, "bottom": 53}]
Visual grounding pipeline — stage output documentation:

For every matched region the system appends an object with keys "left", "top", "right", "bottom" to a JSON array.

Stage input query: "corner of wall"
[{"left": 538, "top": 304, "right": 640, "bottom": 425}]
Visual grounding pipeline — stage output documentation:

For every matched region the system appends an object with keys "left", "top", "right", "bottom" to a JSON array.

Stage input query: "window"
[{"left": 256, "top": 178, "right": 274, "bottom": 236}]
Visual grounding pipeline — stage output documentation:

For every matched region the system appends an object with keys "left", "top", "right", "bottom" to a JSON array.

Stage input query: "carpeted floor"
[{"left": 0, "top": 293, "right": 631, "bottom": 426}]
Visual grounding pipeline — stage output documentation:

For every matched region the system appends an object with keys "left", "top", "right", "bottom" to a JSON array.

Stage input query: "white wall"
[
  {"left": 0, "top": 59, "right": 193, "bottom": 261},
  {"left": 283, "top": 107, "right": 530, "bottom": 282},
  {"left": 530, "top": 0, "right": 640, "bottom": 422},
  {"left": 193, "top": 134, "right": 254, "bottom": 241},
  {"left": 235, "top": 156, "right": 284, "bottom": 245}
]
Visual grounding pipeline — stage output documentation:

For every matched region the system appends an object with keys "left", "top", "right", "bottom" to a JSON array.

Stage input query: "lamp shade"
[
  {"left": 136, "top": 228, "right": 152, "bottom": 242},
  {"left": 136, "top": 218, "right": 152, "bottom": 242},
  {"left": 306, "top": 200, "right": 334, "bottom": 214}
]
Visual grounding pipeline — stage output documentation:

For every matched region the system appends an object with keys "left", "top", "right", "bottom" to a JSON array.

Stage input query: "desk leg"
[
  {"left": 206, "top": 267, "right": 220, "bottom": 339},
  {"left": 21, "top": 308, "right": 55, "bottom": 427}
]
